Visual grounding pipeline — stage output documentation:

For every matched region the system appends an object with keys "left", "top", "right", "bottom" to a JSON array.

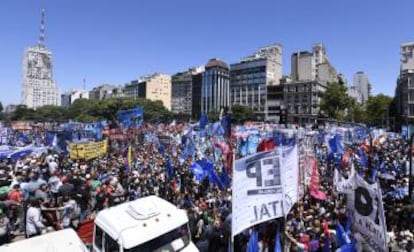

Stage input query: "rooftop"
[
  {"left": 95, "top": 195, "right": 189, "bottom": 249},
  {"left": 205, "top": 58, "right": 229, "bottom": 69}
]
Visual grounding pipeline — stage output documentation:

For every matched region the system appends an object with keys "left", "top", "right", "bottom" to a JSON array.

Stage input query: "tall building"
[
  {"left": 201, "top": 59, "right": 230, "bottom": 114},
  {"left": 283, "top": 81, "right": 327, "bottom": 123},
  {"left": 230, "top": 44, "right": 283, "bottom": 121},
  {"left": 291, "top": 43, "right": 338, "bottom": 85},
  {"left": 124, "top": 73, "right": 172, "bottom": 110},
  {"left": 171, "top": 66, "right": 204, "bottom": 116},
  {"left": 353, "top": 71, "right": 371, "bottom": 104},
  {"left": 61, "top": 89, "right": 89, "bottom": 107},
  {"left": 395, "top": 42, "right": 414, "bottom": 120},
  {"left": 22, "top": 9, "right": 60, "bottom": 108},
  {"left": 347, "top": 86, "right": 363, "bottom": 104},
  {"left": 286, "top": 43, "right": 340, "bottom": 122},
  {"left": 401, "top": 42, "right": 414, "bottom": 72}
]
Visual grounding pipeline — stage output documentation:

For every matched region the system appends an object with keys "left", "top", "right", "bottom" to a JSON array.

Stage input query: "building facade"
[
  {"left": 283, "top": 81, "right": 326, "bottom": 123},
  {"left": 353, "top": 71, "right": 371, "bottom": 104},
  {"left": 61, "top": 89, "right": 89, "bottom": 107},
  {"left": 22, "top": 9, "right": 60, "bottom": 109},
  {"left": 230, "top": 44, "right": 283, "bottom": 121},
  {"left": 401, "top": 42, "right": 414, "bottom": 72},
  {"left": 89, "top": 84, "right": 120, "bottom": 100},
  {"left": 124, "top": 80, "right": 140, "bottom": 100},
  {"left": 291, "top": 43, "right": 338, "bottom": 85},
  {"left": 347, "top": 86, "right": 363, "bottom": 104},
  {"left": 395, "top": 69, "right": 414, "bottom": 118},
  {"left": 171, "top": 66, "right": 204, "bottom": 116},
  {"left": 124, "top": 73, "right": 172, "bottom": 110},
  {"left": 201, "top": 59, "right": 230, "bottom": 114}
]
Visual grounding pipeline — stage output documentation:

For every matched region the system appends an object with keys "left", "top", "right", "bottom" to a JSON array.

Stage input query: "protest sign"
[
  {"left": 232, "top": 150, "right": 284, "bottom": 236},
  {"left": 69, "top": 139, "right": 108, "bottom": 160},
  {"left": 232, "top": 141, "right": 299, "bottom": 236},
  {"left": 346, "top": 174, "right": 387, "bottom": 252}
]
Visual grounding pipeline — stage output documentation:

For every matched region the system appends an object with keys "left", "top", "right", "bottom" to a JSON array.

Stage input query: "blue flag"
[
  {"left": 274, "top": 224, "right": 282, "bottom": 252},
  {"left": 190, "top": 162, "right": 208, "bottom": 182},
  {"left": 219, "top": 166, "right": 230, "bottom": 189},
  {"left": 199, "top": 113, "right": 208, "bottom": 130},
  {"left": 166, "top": 158, "right": 174, "bottom": 178},
  {"left": 247, "top": 231, "right": 259, "bottom": 252},
  {"left": 221, "top": 114, "right": 231, "bottom": 138},
  {"left": 117, "top": 106, "right": 144, "bottom": 128}
]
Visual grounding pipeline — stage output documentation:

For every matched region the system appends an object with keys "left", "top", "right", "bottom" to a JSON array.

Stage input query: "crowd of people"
[{"left": 0, "top": 122, "right": 412, "bottom": 252}]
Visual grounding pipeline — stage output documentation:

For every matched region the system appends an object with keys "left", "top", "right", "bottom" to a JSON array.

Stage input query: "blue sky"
[{"left": 1, "top": 0, "right": 413, "bottom": 106}]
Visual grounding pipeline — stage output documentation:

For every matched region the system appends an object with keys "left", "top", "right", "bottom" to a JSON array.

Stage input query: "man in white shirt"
[{"left": 25, "top": 199, "right": 45, "bottom": 238}]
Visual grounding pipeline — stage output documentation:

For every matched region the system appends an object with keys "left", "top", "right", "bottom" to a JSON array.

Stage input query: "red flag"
[
  {"left": 257, "top": 139, "right": 276, "bottom": 152},
  {"left": 309, "top": 159, "right": 327, "bottom": 200}
]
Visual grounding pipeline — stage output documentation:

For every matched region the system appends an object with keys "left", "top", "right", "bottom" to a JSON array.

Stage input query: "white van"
[
  {"left": 92, "top": 195, "right": 199, "bottom": 252},
  {"left": 0, "top": 228, "right": 88, "bottom": 252}
]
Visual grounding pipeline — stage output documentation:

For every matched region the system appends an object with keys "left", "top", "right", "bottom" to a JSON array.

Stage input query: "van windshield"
[{"left": 124, "top": 223, "right": 190, "bottom": 252}]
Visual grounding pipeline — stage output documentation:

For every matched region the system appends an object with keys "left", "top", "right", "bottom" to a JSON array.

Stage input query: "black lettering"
[
  {"left": 259, "top": 203, "right": 271, "bottom": 220},
  {"left": 251, "top": 205, "right": 258, "bottom": 223},
  {"left": 268, "top": 200, "right": 280, "bottom": 216},
  {"left": 246, "top": 161, "right": 262, "bottom": 187},
  {"left": 355, "top": 186, "right": 372, "bottom": 216}
]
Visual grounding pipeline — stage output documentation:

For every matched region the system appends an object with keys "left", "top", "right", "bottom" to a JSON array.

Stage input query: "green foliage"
[
  {"left": 365, "top": 94, "right": 392, "bottom": 125},
  {"left": 320, "top": 83, "right": 352, "bottom": 120},
  {"left": 231, "top": 104, "right": 256, "bottom": 123},
  {"left": 344, "top": 99, "right": 367, "bottom": 123},
  {"left": 9, "top": 98, "right": 171, "bottom": 123}
]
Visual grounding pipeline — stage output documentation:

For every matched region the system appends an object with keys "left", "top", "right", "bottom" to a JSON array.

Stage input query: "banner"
[
  {"left": 346, "top": 174, "right": 387, "bottom": 252},
  {"left": 280, "top": 140, "right": 299, "bottom": 215},
  {"left": 232, "top": 151, "right": 284, "bottom": 236},
  {"left": 232, "top": 138, "right": 300, "bottom": 236},
  {"left": 69, "top": 139, "right": 108, "bottom": 160},
  {"left": 11, "top": 121, "right": 32, "bottom": 131}
]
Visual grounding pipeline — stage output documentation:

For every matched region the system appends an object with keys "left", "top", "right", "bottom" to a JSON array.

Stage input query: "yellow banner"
[{"left": 69, "top": 139, "right": 108, "bottom": 160}]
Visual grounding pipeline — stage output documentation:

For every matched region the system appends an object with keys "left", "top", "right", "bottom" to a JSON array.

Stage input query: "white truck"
[
  {"left": 92, "top": 195, "right": 199, "bottom": 252},
  {"left": 1, "top": 196, "right": 199, "bottom": 252},
  {"left": 0, "top": 228, "right": 89, "bottom": 252}
]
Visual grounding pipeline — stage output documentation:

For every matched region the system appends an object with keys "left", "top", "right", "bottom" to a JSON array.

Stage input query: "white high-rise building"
[
  {"left": 353, "top": 71, "right": 371, "bottom": 104},
  {"left": 22, "top": 9, "right": 60, "bottom": 109},
  {"left": 291, "top": 43, "right": 338, "bottom": 85}
]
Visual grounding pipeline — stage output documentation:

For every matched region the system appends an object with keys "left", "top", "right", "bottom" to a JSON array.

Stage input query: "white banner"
[
  {"left": 281, "top": 142, "right": 299, "bottom": 215},
  {"left": 347, "top": 174, "right": 387, "bottom": 252},
  {"left": 232, "top": 141, "right": 299, "bottom": 236},
  {"left": 232, "top": 151, "right": 284, "bottom": 236},
  {"left": 334, "top": 163, "right": 355, "bottom": 194}
]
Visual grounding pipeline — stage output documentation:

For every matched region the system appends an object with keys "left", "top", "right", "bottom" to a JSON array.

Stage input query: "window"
[
  {"left": 94, "top": 225, "right": 103, "bottom": 250},
  {"left": 105, "top": 233, "right": 120, "bottom": 252},
  {"left": 124, "top": 224, "right": 190, "bottom": 252}
]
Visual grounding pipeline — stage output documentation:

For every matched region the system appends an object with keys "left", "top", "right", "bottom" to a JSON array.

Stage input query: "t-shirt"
[{"left": 8, "top": 190, "right": 22, "bottom": 202}]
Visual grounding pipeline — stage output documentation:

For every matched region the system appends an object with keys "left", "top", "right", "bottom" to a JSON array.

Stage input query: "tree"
[
  {"left": 0, "top": 102, "right": 3, "bottom": 113},
  {"left": 231, "top": 104, "right": 256, "bottom": 123},
  {"left": 365, "top": 94, "right": 393, "bottom": 126},
  {"left": 320, "top": 83, "right": 352, "bottom": 120},
  {"left": 344, "top": 99, "right": 367, "bottom": 123}
]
